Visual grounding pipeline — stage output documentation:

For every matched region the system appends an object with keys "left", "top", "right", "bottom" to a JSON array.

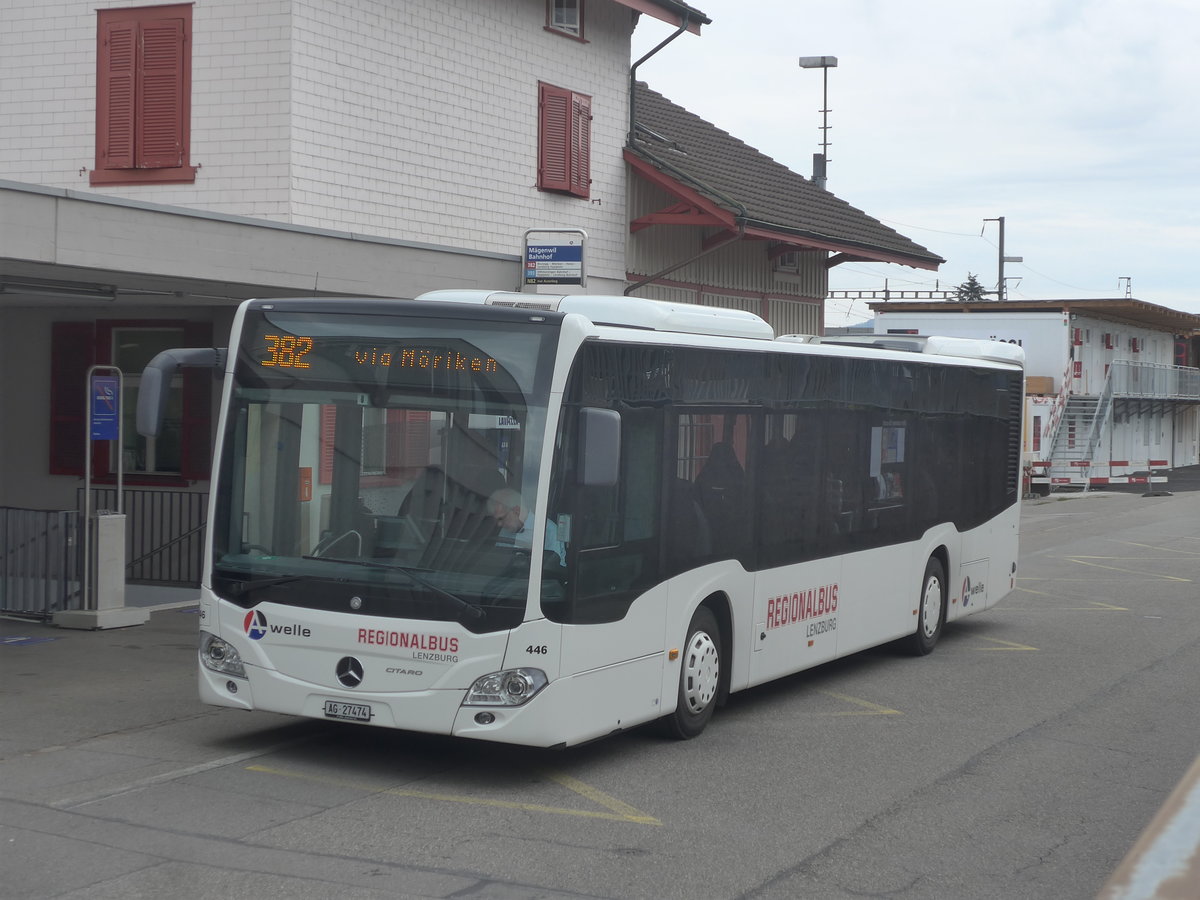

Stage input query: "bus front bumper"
[{"left": 199, "top": 650, "right": 664, "bottom": 748}]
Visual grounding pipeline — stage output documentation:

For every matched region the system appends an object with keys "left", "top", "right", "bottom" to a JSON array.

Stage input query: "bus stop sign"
[
  {"left": 522, "top": 228, "right": 586, "bottom": 287},
  {"left": 90, "top": 374, "right": 120, "bottom": 440}
]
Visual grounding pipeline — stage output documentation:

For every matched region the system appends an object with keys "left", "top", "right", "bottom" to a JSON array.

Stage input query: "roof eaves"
[
  {"left": 866, "top": 299, "right": 1200, "bottom": 332},
  {"left": 627, "top": 145, "right": 944, "bottom": 270},
  {"left": 613, "top": 0, "right": 711, "bottom": 33},
  {"left": 740, "top": 220, "right": 945, "bottom": 270},
  {"left": 628, "top": 82, "right": 944, "bottom": 271}
]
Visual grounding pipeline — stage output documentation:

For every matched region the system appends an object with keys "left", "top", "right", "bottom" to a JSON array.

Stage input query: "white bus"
[{"left": 139, "top": 291, "right": 1024, "bottom": 747}]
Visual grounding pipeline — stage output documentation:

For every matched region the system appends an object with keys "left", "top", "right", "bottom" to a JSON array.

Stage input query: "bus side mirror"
[
  {"left": 137, "top": 348, "right": 225, "bottom": 437},
  {"left": 578, "top": 407, "right": 620, "bottom": 487}
]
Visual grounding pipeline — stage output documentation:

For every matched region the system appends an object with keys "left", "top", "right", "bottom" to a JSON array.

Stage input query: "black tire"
[
  {"left": 906, "top": 556, "right": 946, "bottom": 656},
  {"left": 662, "top": 606, "right": 722, "bottom": 739}
]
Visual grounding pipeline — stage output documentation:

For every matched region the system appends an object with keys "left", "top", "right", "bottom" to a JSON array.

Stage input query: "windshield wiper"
[{"left": 301, "top": 556, "right": 485, "bottom": 621}]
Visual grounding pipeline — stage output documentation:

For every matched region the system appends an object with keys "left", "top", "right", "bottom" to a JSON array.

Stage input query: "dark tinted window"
[{"left": 544, "top": 341, "right": 1022, "bottom": 623}]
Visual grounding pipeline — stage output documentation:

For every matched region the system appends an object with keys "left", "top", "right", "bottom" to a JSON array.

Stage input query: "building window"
[
  {"left": 50, "top": 320, "right": 212, "bottom": 483},
  {"left": 538, "top": 82, "right": 591, "bottom": 199},
  {"left": 547, "top": 0, "right": 584, "bottom": 38},
  {"left": 92, "top": 4, "right": 197, "bottom": 186},
  {"left": 773, "top": 249, "right": 800, "bottom": 274}
]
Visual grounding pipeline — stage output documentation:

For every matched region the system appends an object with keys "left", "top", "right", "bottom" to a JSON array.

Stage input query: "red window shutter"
[
  {"left": 137, "top": 18, "right": 186, "bottom": 169},
  {"left": 404, "top": 410, "right": 431, "bottom": 468},
  {"left": 538, "top": 82, "right": 592, "bottom": 198},
  {"left": 570, "top": 92, "right": 591, "bottom": 198},
  {"left": 49, "top": 322, "right": 97, "bottom": 476},
  {"left": 318, "top": 405, "right": 337, "bottom": 485},
  {"left": 98, "top": 20, "right": 137, "bottom": 169},
  {"left": 94, "top": 4, "right": 193, "bottom": 182},
  {"left": 180, "top": 321, "right": 213, "bottom": 480},
  {"left": 539, "top": 82, "right": 572, "bottom": 192},
  {"left": 384, "top": 409, "right": 403, "bottom": 473}
]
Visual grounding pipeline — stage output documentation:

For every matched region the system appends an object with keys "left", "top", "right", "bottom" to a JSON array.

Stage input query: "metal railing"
[
  {"left": 1111, "top": 359, "right": 1200, "bottom": 400},
  {"left": 1038, "top": 361, "right": 1076, "bottom": 458},
  {"left": 1038, "top": 362, "right": 1200, "bottom": 488},
  {"left": 80, "top": 488, "right": 206, "bottom": 587},
  {"left": 0, "top": 507, "right": 80, "bottom": 619},
  {"left": 1079, "top": 369, "right": 1116, "bottom": 467}
]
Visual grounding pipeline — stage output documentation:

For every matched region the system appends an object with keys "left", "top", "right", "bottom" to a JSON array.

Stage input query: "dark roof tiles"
[{"left": 630, "top": 82, "right": 944, "bottom": 269}]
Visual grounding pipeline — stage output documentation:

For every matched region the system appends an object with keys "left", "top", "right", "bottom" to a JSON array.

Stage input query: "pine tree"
[{"left": 956, "top": 273, "right": 988, "bottom": 302}]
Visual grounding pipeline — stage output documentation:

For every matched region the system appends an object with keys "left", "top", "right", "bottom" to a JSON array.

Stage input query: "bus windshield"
[{"left": 211, "top": 304, "right": 561, "bottom": 633}]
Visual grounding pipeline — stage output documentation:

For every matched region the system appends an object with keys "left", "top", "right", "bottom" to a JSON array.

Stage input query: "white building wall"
[
  {"left": 0, "top": 0, "right": 632, "bottom": 287},
  {"left": 0, "top": 0, "right": 295, "bottom": 216},
  {"left": 286, "top": 0, "right": 632, "bottom": 283},
  {"left": 1071, "top": 316, "right": 1175, "bottom": 394}
]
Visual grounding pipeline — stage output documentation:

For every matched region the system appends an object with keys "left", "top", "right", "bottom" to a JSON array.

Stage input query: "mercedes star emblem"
[{"left": 335, "top": 656, "right": 364, "bottom": 688}]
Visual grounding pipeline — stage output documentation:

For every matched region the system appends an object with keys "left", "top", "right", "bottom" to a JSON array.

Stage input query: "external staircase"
[
  {"left": 1032, "top": 360, "right": 1200, "bottom": 490},
  {"left": 1044, "top": 395, "right": 1103, "bottom": 484}
]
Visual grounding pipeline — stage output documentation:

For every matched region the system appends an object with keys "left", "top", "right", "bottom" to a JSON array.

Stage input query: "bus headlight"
[
  {"left": 200, "top": 632, "right": 246, "bottom": 678},
  {"left": 463, "top": 668, "right": 548, "bottom": 707}
]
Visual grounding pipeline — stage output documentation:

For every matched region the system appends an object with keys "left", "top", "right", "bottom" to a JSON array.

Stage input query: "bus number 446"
[{"left": 526, "top": 645, "right": 548, "bottom": 655}]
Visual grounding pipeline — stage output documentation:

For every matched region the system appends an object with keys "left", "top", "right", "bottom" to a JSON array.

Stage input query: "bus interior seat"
[{"left": 409, "top": 465, "right": 506, "bottom": 568}]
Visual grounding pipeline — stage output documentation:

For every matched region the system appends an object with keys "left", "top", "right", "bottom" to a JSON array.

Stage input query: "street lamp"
[{"left": 798, "top": 56, "right": 838, "bottom": 189}]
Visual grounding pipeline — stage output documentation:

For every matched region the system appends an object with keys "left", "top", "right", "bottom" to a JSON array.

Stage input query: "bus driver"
[{"left": 488, "top": 487, "right": 566, "bottom": 566}]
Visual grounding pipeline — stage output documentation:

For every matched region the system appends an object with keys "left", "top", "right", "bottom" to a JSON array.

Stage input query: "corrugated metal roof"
[
  {"left": 867, "top": 298, "right": 1200, "bottom": 333},
  {"left": 628, "top": 82, "right": 945, "bottom": 271}
]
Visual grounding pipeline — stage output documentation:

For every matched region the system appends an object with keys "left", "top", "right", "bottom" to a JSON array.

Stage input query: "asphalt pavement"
[{"left": 3, "top": 473, "right": 1200, "bottom": 898}]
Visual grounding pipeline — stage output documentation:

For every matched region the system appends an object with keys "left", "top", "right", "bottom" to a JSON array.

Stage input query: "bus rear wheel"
[
  {"left": 906, "top": 556, "right": 946, "bottom": 656},
  {"left": 663, "top": 606, "right": 722, "bottom": 739}
]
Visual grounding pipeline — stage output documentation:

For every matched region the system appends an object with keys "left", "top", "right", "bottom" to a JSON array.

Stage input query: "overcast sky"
[{"left": 631, "top": 0, "right": 1199, "bottom": 325}]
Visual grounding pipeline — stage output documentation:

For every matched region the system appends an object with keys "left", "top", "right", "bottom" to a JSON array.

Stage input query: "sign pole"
[{"left": 83, "top": 365, "right": 123, "bottom": 609}]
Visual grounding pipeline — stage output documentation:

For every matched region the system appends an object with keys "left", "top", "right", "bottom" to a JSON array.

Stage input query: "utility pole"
[{"left": 983, "top": 216, "right": 1023, "bottom": 301}]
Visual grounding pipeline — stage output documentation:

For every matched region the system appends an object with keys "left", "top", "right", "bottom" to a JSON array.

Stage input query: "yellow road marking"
[
  {"left": 1006, "top": 588, "right": 1128, "bottom": 611},
  {"left": 1064, "top": 557, "right": 1191, "bottom": 582},
  {"left": 1076, "top": 553, "right": 1198, "bottom": 561},
  {"left": 1112, "top": 540, "right": 1200, "bottom": 556},
  {"left": 1019, "top": 577, "right": 1141, "bottom": 582},
  {"left": 817, "top": 690, "right": 901, "bottom": 716},
  {"left": 544, "top": 771, "right": 661, "bottom": 824},
  {"left": 246, "top": 764, "right": 661, "bottom": 826},
  {"left": 974, "top": 636, "right": 1038, "bottom": 651}
]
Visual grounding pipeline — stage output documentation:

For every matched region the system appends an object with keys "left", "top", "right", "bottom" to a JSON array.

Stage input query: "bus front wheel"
[
  {"left": 906, "top": 557, "right": 946, "bottom": 656},
  {"left": 663, "top": 606, "right": 722, "bottom": 739}
]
